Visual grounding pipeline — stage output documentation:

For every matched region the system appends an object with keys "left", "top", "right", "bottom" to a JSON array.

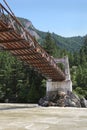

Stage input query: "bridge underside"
[{"left": 0, "top": 3, "right": 65, "bottom": 81}]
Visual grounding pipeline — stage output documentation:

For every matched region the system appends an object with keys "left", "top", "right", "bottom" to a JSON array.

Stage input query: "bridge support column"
[
  {"left": 46, "top": 56, "right": 72, "bottom": 96},
  {"left": 46, "top": 79, "right": 72, "bottom": 96}
]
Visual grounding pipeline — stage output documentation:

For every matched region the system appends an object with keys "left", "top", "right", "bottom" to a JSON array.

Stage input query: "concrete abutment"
[
  {"left": 46, "top": 56, "right": 72, "bottom": 96},
  {"left": 46, "top": 80, "right": 72, "bottom": 96}
]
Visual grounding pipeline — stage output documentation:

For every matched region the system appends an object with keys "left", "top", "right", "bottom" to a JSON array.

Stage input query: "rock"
[
  {"left": 66, "top": 91, "right": 81, "bottom": 107},
  {"left": 80, "top": 98, "right": 87, "bottom": 108},
  {"left": 38, "top": 98, "right": 49, "bottom": 107},
  {"left": 48, "top": 102, "right": 56, "bottom": 106},
  {"left": 46, "top": 91, "right": 58, "bottom": 102},
  {"left": 42, "top": 101, "right": 49, "bottom": 107},
  {"left": 39, "top": 90, "right": 82, "bottom": 107},
  {"left": 64, "top": 97, "right": 76, "bottom": 107},
  {"left": 38, "top": 98, "right": 44, "bottom": 105},
  {"left": 58, "top": 91, "right": 66, "bottom": 97},
  {"left": 56, "top": 99, "right": 65, "bottom": 107}
]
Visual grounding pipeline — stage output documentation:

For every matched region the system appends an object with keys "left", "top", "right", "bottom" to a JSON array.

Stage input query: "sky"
[{"left": 0, "top": 0, "right": 87, "bottom": 37}]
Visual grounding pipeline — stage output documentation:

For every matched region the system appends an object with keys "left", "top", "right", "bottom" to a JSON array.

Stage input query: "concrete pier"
[
  {"left": 46, "top": 80, "right": 72, "bottom": 94},
  {"left": 46, "top": 56, "right": 72, "bottom": 95}
]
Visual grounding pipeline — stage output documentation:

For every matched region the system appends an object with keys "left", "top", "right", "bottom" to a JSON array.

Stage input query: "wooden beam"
[
  {"left": 28, "top": 64, "right": 52, "bottom": 69},
  {"left": 27, "top": 62, "right": 48, "bottom": 66},
  {"left": 0, "top": 39, "right": 25, "bottom": 44},
  {"left": 20, "top": 55, "right": 43, "bottom": 61},
  {"left": 20, "top": 57, "right": 48, "bottom": 62},
  {"left": 13, "top": 52, "right": 39, "bottom": 56},
  {"left": 0, "top": 28, "right": 14, "bottom": 32},
  {"left": 3, "top": 46, "right": 33, "bottom": 51}
]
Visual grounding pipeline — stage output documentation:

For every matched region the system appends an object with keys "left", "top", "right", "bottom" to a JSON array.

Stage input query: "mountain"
[
  {"left": 18, "top": 17, "right": 40, "bottom": 39},
  {"left": 18, "top": 17, "right": 85, "bottom": 52}
]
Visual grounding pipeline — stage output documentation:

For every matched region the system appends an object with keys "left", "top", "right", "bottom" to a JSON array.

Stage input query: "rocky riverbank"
[{"left": 39, "top": 91, "right": 87, "bottom": 108}]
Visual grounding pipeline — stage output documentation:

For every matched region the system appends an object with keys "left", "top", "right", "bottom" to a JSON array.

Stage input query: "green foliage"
[
  {"left": 74, "top": 87, "right": 87, "bottom": 98},
  {"left": 0, "top": 51, "right": 45, "bottom": 103},
  {"left": 70, "top": 36, "right": 87, "bottom": 99},
  {"left": 76, "top": 65, "right": 87, "bottom": 88},
  {"left": 51, "top": 33, "right": 84, "bottom": 52},
  {"left": 42, "top": 32, "right": 56, "bottom": 56}
]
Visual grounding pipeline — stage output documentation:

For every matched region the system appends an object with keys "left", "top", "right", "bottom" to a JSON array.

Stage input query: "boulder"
[
  {"left": 39, "top": 90, "right": 82, "bottom": 107},
  {"left": 80, "top": 98, "right": 87, "bottom": 108}
]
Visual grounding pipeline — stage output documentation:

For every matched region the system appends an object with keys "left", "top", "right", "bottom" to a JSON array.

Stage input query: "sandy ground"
[{"left": 0, "top": 103, "right": 87, "bottom": 130}]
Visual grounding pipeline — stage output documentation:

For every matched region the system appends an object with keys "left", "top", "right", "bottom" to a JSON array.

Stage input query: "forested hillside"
[
  {"left": 69, "top": 36, "right": 87, "bottom": 98},
  {"left": 36, "top": 30, "right": 84, "bottom": 52},
  {"left": 0, "top": 18, "right": 87, "bottom": 103},
  {"left": 18, "top": 17, "right": 84, "bottom": 52}
]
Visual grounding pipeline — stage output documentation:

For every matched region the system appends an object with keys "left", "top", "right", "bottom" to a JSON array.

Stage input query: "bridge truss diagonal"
[{"left": 0, "top": 3, "right": 65, "bottom": 81}]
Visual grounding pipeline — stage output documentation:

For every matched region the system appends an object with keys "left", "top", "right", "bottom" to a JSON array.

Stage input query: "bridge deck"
[{"left": 0, "top": 3, "right": 65, "bottom": 81}]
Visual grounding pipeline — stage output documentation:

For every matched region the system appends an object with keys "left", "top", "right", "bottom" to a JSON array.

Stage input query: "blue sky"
[{"left": 0, "top": 0, "right": 87, "bottom": 37}]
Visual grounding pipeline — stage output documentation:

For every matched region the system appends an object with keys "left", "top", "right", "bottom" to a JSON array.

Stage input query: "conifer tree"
[{"left": 43, "top": 32, "right": 55, "bottom": 56}]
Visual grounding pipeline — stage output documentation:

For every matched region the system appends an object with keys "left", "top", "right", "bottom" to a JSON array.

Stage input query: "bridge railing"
[
  {"left": 0, "top": 3, "right": 65, "bottom": 78},
  {"left": 0, "top": 3, "right": 35, "bottom": 46}
]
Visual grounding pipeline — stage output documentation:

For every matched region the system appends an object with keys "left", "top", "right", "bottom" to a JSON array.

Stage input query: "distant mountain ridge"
[{"left": 18, "top": 17, "right": 85, "bottom": 52}]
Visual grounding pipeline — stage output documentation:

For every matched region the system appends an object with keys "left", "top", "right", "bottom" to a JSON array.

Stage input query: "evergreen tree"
[
  {"left": 43, "top": 32, "right": 55, "bottom": 56},
  {"left": 0, "top": 51, "right": 45, "bottom": 103}
]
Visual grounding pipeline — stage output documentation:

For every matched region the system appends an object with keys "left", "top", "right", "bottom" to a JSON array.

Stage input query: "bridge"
[{"left": 0, "top": 3, "right": 72, "bottom": 94}]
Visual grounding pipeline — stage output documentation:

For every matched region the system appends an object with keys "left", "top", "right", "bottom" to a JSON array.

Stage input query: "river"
[{"left": 0, "top": 103, "right": 87, "bottom": 130}]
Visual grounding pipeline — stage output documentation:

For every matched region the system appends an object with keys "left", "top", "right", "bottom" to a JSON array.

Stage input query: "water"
[{"left": 0, "top": 104, "right": 87, "bottom": 130}]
